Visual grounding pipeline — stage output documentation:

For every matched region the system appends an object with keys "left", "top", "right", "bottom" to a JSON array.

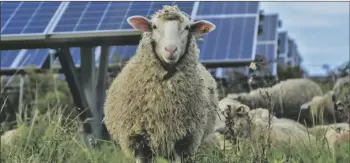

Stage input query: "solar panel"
[
  {"left": 0, "top": 2, "right": 62, "bottom": 71},
  {"left": 1, "top": 1, "right": 261, "bottom": 80},
  {"left": 0, "top": 50, "right": 21, "bottom": 68},
  {"left": 196, "top": 2, "right": 259, "bottom": 16},
  {"left": 194, "top": 2, "right": 260, "bottom": 78},
  {"left": 196, "top": 16, "right": 258, "bottom": 62},
  {"left": 288, "top": 39, "right": 295, "bottom": 58},
  {"left": 257, "top": 14, "right": 278, "bottom": 42},
  {"left": 278, "top": 31, "right": 288, "bottom": 55},
  {"left": 1, "top": 1, "right": 61, "bottom": 35},
  {"left": 17, "top": 49, "right": 51, "bottom": 68},
  {"left": 53, "top": 1, "right": 194, "bottom": 32},
  {"left": 109, "top": 46, "right": 138, "bottom": 64},
  {"left": 256, "top": 44, "right": 277, "bottom": 75},
  {"left": 52, "top": 47, "right": 93, "bottom": 67},
  {"left": 277, "top": 57, "right": 286, "bottom": 64},
  {"left": 254, "top": 14, "right": 279, "bottom": 76}
]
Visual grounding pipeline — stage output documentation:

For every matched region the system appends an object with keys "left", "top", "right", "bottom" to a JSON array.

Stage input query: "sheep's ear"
[
  {"left": 189, "top": 20, "right": 216, "bottom": 37},
  {"left": 236, "top": 106, "right": 249, "bottom": 116},
  {"left": 127, "top": 15, "right": 152, "bottom": 32}
]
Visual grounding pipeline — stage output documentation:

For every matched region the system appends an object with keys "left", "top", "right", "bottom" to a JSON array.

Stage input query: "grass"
[
  {"left": 1, "top": 105, "right": 349, "bottom": 163},
  {"left": 1, "top": 68, "right": 350, "bottom": 163}
]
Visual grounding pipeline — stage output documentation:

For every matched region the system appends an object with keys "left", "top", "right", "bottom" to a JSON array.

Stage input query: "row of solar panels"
[{"left": 0, "top": 1, "right": 300, "bottom": 78}]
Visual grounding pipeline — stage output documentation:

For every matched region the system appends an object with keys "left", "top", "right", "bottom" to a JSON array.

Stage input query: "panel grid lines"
[
  {"left": 20, "top": 2, "right": 44, "bottom": 33},
  {"left": 1, "top": 1, "right": 262, "bottom": 73},
  {"left": 1, "top": 2, "right": 23, "bottom": 33}
]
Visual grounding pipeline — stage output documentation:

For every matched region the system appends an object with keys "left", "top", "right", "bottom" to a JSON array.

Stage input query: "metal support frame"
[
  {"left": 80, "top": 46, "right": 104, "bottom": 141},
  {"left": 96, "top": 45, "right": 111, "bottom": 140},
  {"left": 18, "top": 74, "right": 24, "bottom": 119},
  {"left": 56, "top": 47, "right": 92, "bottom": 135}
]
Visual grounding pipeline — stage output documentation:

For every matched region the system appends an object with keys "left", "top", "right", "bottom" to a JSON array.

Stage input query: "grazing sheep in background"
[
  {"left": 219, "top": 103, "right": 318, "bottom": 148},
  {"left": 300, "top": 91, "right": 346, "bottom": 127},
  {"left": 332, "top": 76, "right": 350, "bottom": 122},
  {"left": 104, "top": 5, "right": 218, "bottom": 163},
  {"left": 332, "top": 76, "right": 350, "bottom": 99},
  {"left": 215, "top": 97, "right": 252, "bottom": 137},
  {"left": 308, "top": 123, "right": 350, "bottom": 150},
  {"left": 231, "top": 78, "right": 323, "bottom": 124}
]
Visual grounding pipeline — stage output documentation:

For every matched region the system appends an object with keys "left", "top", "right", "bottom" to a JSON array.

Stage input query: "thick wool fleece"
[
  {"left": 235, "top": 78, "right": 323, "bottom": 122},
  {"left": 302, "top": 92, "right": 339, "bottom": 126},
  {"left": 104, "top": 31, "right": 217, "bottom": 158},
  {"left": 229, "top": 108, "right": 318, "bottom": 148},
  {"left": 332, "top": 76, "right": 350, "bottom": 99}
]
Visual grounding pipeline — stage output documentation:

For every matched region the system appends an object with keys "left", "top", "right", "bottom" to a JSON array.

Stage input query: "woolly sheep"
[
  {"left": 231, "top": 78, "right": 323, "bottom": 124},
  {"left": 332, "top": 76, "right": 350, "bottom": 99},
  {"left": 103, "top": 5, "right": 218, "bottom": 163},
  {"left": 220, "top": 104, "right": 318, "bottom": 148},
  {"left": 308, "top": 123, "right": 350, "bottom": 150},
  {"left": 216, "top": 98, "right": 349, "bottom": 150},
  {"left": 300, "top": 91, "right": 346, "bottom": 127},
  {"left": 332, "top": 76, "right": 350, "bottom": 121}
]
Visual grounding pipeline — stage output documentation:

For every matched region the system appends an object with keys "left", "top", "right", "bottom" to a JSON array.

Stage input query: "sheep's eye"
[
  {"left": 185, "top": 26, "right": 190, "bottom": 30},
  {"left": 152, "top": 25, "right": 157, "bottom": 29}
]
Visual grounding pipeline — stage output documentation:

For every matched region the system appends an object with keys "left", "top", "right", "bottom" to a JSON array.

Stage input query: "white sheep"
[
  {"left": 300, "top": 91, "right": 347, "bottom": 127},
  {"left": 332, "top": 76, "right": 350, "bottom": 99},
  {"left": 230, "top": 78, "right": 324, "bottom": 124},
  {"left": 103, "top": 5, "right": 218, "bottom": 163}
]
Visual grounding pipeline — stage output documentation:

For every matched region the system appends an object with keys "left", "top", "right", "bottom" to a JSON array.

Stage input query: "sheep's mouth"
[{"left": 163, "top": 55, "right": 178, "bottom": 64}]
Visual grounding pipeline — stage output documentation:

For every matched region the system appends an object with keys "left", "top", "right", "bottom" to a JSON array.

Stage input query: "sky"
[{"left": 260, "top": 2, "right": 350, "bottom": 76}]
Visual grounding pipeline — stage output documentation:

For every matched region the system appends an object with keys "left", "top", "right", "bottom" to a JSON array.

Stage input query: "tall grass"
[
  {"left": 2, "top": 107, "right": 349, "bottom": 163},
  {"left": 1, "top": 68, "right": 349, "bottom": 163}
]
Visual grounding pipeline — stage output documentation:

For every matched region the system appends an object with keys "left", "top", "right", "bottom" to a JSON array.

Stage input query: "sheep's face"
[
  {"left": 127, "top": 13, "right": 215, "bottom": 64},
  {"left": 218, "top": 100, "right": 252, "bottom": 139},
  {"left": 233, "top": 93, "right": 255, "bottom": 109}
]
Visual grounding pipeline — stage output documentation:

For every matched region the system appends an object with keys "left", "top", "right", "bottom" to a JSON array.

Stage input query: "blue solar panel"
[
  {"left": 277, "top": 57, "right": 286, "bottom": 64},
  {"left": 288, "top": 39, "right": 295, "bottom": 58},
  {"left": 197, "top": 17, "right": 258, "bottom": 61},
  {"left": 17, "top": 49, "right": 50, "bottom": 68},
  {"left": 257, "top": 14, "right": 278, "bottom": 42},
  {"left": 52, "top": 48, "right": 84, "bottom": 66},
  {"left": 256, "top": 44, "right": 277, "bottom": 75},
  {"left": 109, "top": 46, "right": 138, "bottom": 64},
  {"left": 53, "top": 1, "right": 194, "bottom": 32},
  {"left": 196, "top": 2, "right": 259, "bottom": 16},
  {"left": 278, "top": 32, "right": 288, "bottom": 55},
  {"left": 0, "top": 50, "right": 21, "bottom": 69},
  {"left": 1, "top": 1, "right": 61, "bottom": 35}
]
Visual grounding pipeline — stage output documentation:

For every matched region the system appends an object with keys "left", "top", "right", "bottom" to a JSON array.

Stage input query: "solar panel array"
[
  {"left": 255, "top": 14, "right": 279, "bottom": 76},
  {"left": 1, "top": 1, "right": 261, "bottom": 73},
  {"left": 286, "top": 39, "right": 301, "bottom": 67},
  {"left": 1, "top": 2, "right": 61, "bottom": 69},
  {"left": 194, "top": 1, "right": 260, "bottom": 77},
  {"left": 277, "top": 31, "right": 288, "bottom": 64}
]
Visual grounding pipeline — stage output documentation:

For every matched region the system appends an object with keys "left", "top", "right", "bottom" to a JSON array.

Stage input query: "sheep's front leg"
[
  {"left": 174, "top": 134, "right": 199, "bottom": 163},
  {"left": 132, "top": 135, "right": 154, "bottom": 163}
]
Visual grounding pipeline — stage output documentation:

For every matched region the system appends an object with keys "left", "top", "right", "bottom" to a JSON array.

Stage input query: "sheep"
[
  {"left": 332, "top": 76, "right": 350, "bottom": 99},
  {"left": 216, "top": 98, "right": 349, "bottom": 151},
  {"left": 300, "top": 91, "right": 346, "bottom": 127},
  {"left": 230, "top": 78, "right": 323, "bottom": 124},
  {"left": 308, "top": 123, "right": 350, "bottom": 151},
  {"left": 332, "top": 76, "right": 350, "bottom": 122},
  {"left": 218, "top": 101, "right": 318, "bottom": 149},
  {"left": 103, "top": 5, "right": 218, "bottom": 163}
]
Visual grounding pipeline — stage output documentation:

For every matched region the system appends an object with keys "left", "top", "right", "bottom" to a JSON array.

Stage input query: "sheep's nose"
[{"left": 165, "top": 45, "right": 178, "bottom": 54}]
